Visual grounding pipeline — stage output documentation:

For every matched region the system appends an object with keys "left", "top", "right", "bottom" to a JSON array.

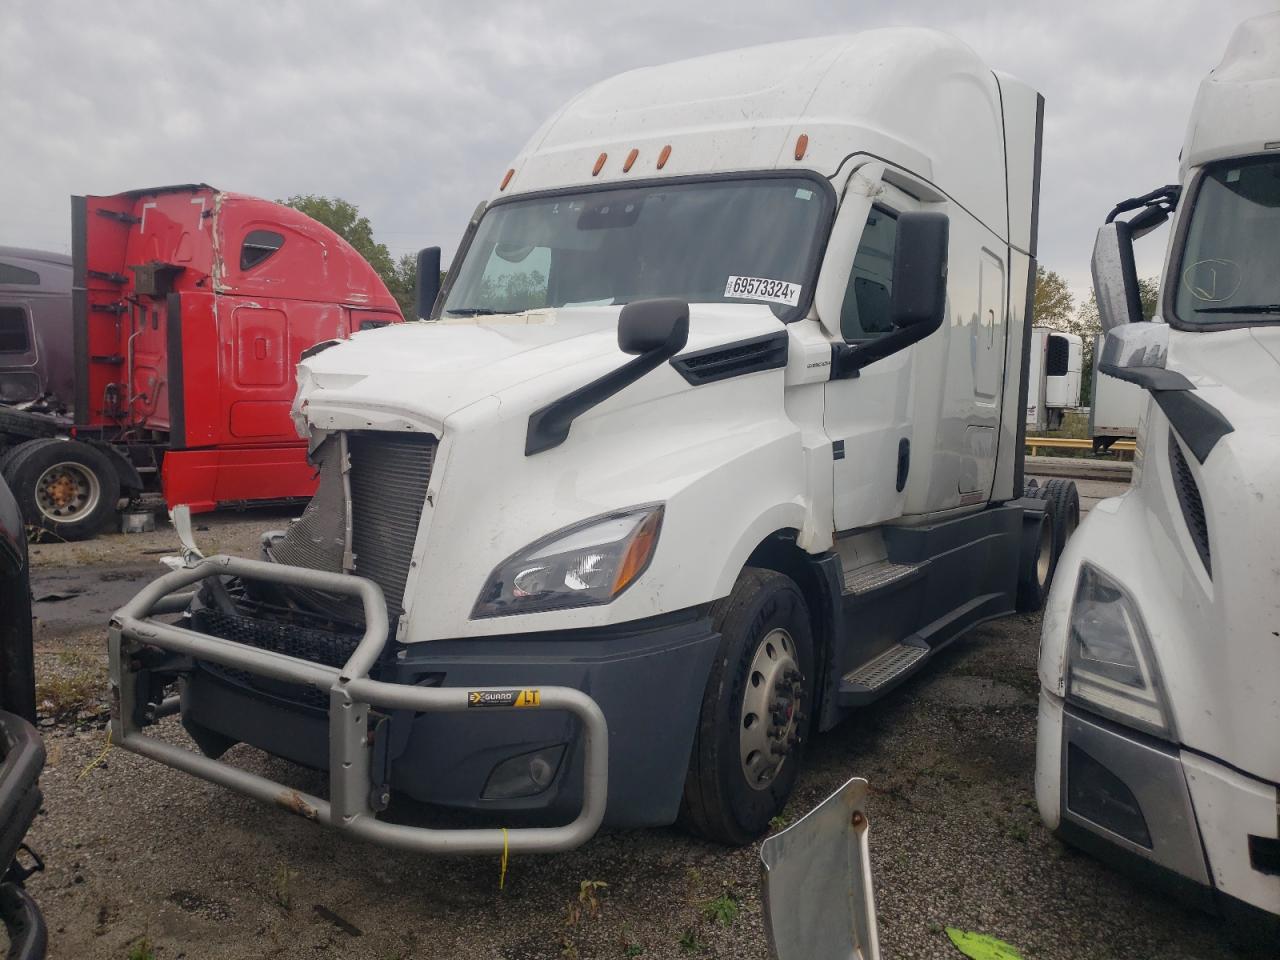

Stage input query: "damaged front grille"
[
  {"left": 194, "top": 606, "right": 363, "bottom": 711},
  {"left": 269, "top": 430, "right": 437, "bottom": 623}
]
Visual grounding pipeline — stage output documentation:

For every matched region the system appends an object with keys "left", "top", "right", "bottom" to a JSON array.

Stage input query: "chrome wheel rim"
[
  {"left": 739, "top": 627, "right": 803, "bottom": 790},
  {"left": 1036, "top": 520, "right": 1053, "bottom": 586},
  {"left": 34, "top": 461, "right": 101, "bottom": 523}
]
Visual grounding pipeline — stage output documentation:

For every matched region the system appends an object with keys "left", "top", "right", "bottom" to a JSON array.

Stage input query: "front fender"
[{"left": 403, "top": 365, "right": 814, "bottom": 641}]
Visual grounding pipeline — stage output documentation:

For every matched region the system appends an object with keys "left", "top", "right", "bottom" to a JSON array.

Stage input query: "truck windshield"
[
  {"left": 1173, "top": 157, "right": 1280, "bottom": 327},
  {"left": 441, "top": 176, "right": 832, "bottom": 323}
]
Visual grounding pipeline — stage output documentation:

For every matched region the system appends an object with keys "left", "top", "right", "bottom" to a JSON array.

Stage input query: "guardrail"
[{"left": 1025, "top": 436, "right": 1136, "bottom": 456}]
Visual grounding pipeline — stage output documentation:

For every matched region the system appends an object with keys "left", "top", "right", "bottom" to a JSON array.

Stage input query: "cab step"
[
  {"left": 842, "top": 559, "right": 924, "bottom": 597},
  {"left": 838, "top": 641, "right": 930, "bottom": 704}
]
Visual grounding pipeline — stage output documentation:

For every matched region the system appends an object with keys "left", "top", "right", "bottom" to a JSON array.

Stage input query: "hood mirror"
[{"left": 618, "top": 298, "right": 690, "bottom": 356}]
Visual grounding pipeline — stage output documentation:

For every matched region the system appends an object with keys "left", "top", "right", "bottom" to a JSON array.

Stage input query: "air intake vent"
[
  {"left": 670, "top": 332, "right": 788, "bottom": 385},
  {"left": 1167, "top": 430, "right": 1211, "bottom": 576}
]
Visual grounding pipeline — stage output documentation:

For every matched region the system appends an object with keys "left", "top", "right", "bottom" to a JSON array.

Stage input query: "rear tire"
[
  {"left": 679, "top": 568, "right": 815, "bottom": 846},
  {"left": 3, "top": 438, "right": 120, "bottom": 541},
  {"left": 1016, "top": 512, "right": 1055, "bottom": 613},
  {"left": 1038, "top": 478, "right": 1080, "bottom": 564}
]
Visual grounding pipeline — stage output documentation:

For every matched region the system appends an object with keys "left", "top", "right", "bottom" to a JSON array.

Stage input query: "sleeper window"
[
  {"left": 839, "top": 207, "right": 898, "bottom": 340},
  {"left": 0, "top": 307, "right": 31, "bottom": 353},
  {"left": 0, "top": 263, "right": 40, "bottom": 285},
  {"left": 241, "top": 230, "right": 285, "bottom": 271}
]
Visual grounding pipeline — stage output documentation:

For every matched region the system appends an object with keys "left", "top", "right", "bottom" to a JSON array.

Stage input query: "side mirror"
[
  {"left": 1090, "top": 222, "right": 1143, "bottom": 333},
  {"left": 618, "top": 298, "right": 690, "bottom": 356},
  {"left": 415, "top": 246, "right": 441, "bottom": 320},
  {"left": 831, "top": 212, "right": 949, "bottom": 378},
  {"left": 890, "top": 211, "right": 949, "bottom": 329}
]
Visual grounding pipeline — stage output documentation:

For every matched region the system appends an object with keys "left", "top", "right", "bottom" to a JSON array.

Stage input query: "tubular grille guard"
[{"left": 109, "top": 555, "right": 609, "bottom": 855}]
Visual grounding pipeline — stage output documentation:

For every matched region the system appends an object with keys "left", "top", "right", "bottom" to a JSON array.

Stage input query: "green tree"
[
  {"left": 1033, "top": 266, "right": 1075, "bottom": 329},
  {"left": 280, "top": 195, "right": 422, "bottom": 316}
]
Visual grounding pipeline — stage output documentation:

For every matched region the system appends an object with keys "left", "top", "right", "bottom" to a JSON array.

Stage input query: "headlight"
[
  {"left": 1066, "top": 563, "right": 1173, "bottom": 738},
  {"left": 472, "top": 505, "right": 664, "bottom": 618}
]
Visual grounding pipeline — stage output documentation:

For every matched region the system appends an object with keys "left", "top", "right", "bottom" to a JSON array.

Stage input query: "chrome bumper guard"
[{"left": 109, "top": 555, "right": 609, "bottom": 855}]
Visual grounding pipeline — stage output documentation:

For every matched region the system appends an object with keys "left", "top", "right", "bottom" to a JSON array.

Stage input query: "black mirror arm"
[
  {"left": 526, "top": 328, "right": 687, "bottom": 456},
  {"left": 831, "top": 318, "right": 941, "bottom": 379}
]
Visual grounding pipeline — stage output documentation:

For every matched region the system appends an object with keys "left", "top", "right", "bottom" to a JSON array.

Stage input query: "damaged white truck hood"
[{"left": 292, "top": 304, "right": 784, "bottom": 435}]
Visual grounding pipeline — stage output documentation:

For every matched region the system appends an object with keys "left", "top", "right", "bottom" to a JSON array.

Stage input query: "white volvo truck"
[
  {"left": 1036, "top": 13, "right": 1280, "bottom": 939},
  {"left": 109, "top": 29, "right": 1067, "bottom": 854}
]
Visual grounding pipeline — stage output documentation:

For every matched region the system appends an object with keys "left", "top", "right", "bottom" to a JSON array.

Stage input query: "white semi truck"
[
  {"left": 109, "top": 29, "right": 1071, "bottom": 853},
  {"left": 1036, "top": 13, "right": 1280, "bottom": 938}
]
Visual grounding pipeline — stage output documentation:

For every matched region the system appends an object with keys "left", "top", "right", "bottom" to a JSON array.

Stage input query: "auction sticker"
[{"left": 724, "top": 275, "right": 801, "bottom": 307}]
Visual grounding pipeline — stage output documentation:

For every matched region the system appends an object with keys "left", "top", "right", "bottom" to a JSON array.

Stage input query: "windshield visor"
[
  {"left": 443, "top": 175, "right": 833, "bottom": 322},
  {"left": 1173, "top": 157, "right": 1280, "bottom": 327}
]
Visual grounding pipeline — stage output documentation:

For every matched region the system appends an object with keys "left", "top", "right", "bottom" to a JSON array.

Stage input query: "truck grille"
[{"left": 269, "top": 430, "right": 437, "bottom": 622}]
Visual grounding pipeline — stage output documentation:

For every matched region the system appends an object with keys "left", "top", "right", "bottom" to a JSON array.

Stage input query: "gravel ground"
[{"left": 10, "top": 490, "right": 1260, "bottom": 960}]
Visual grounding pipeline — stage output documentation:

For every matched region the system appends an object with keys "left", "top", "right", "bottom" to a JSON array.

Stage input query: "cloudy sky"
[{"left": 2, "top": 1, "right": 1273, "bottom": 307}]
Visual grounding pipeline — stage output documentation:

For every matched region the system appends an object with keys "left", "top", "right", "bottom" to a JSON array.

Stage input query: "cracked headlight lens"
[{"left": 472, "top": 505, "right": 663, "bottom": 618}]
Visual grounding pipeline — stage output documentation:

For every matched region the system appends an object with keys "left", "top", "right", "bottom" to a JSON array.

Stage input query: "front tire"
[
  {"left": 679, "top": 568, "right": 814, "bottom": 846},
  {"left": 3, "top": 438, "right": 120, "bottom": 541}
]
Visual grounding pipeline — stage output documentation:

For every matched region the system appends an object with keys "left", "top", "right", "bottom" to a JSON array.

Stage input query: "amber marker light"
[
  {"left": 623, "top": 148, "right": 639, "bottom": 173},
  {"left": 657, "top": 144, "right": 672, "bottom": 169},
  {"left": 611, "top": 508, "right": 664, "bottom": 596},
  {"left": 500, "top": 169, "right": 514, "bottom": 190},
  {"left": 593, "top": 152, "right": 608, "bottom": 176},
  {"left": 794, "top": 134, "right": 808, "bottom": 161}
]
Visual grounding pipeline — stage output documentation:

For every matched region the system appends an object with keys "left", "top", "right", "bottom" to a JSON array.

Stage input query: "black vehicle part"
[
  {"left": 669, "top": 331, "right": 788, "bottom": 385},
  {"left": 680, "top": 567, "right": 815, "bottom": 846},
  {"left": 1036, "top": 478, "right": 1079, "bottom": 566},
  {"left": 2, "top": 438, "right": 120, "bottom": 541},
  {"left": 526, "top": 298, "right": 689, "bottom": 455},
  {"left": 1167, "top": 431, "right": 1211, "bottom": 576},
  {"left": 0, "top": 473, "right": 35, "bottom": 724},
  {"left": 0, "top": 709, "right": 46, "bottom": 960},
  {"left": 1152, "top": 390, "right": 1234, "bottom": 464},
  {"left": 0, "top": 881, "right": 46, "bottom": 960},
  {"left": 1015, "top": 504, "right": 1054, "bottom": 613}
]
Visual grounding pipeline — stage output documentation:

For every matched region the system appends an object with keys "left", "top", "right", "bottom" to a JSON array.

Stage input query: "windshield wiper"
[
  {"left": 443, "top": 307, "right": 522, "bottom": 317},
  {"left": 1194, "top": 304, "right": 1280, "bottom": 314}
]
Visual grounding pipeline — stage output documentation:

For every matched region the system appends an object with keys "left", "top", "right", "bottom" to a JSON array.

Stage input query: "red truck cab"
[{"left": 0, "top": 185, "right": 402, "bottom": 538}]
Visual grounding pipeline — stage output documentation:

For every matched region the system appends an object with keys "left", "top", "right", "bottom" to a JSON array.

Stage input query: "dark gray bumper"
[
  {"left": 1058, "top": 704, "right": 1209, "bottom": 887},
  {"left": 183, "top": 610, "right": 720, "bottom": 829}
]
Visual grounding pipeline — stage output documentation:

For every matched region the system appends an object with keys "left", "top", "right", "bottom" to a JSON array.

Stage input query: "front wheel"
[{"left": 679, "top": 568, "right": 815, "bottom": 846}]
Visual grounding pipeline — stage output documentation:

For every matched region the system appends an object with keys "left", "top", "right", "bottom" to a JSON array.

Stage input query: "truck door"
[
  {"left": 824, "top": 180, "right": 920, "bottom": 531},
  {"left": 958, "top": 247, "right": 1006, "bottom": 496}
]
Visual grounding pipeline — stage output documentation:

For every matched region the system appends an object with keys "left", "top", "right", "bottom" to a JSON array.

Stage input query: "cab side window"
[{"left": 839, "top": 206, "right": 898, "bottom": 340}]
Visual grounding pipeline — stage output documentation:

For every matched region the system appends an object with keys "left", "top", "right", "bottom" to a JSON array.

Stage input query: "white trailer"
[
  {"left": 110, "top": 29, "right": 1071, "bottom": 854},
  {"left": 1026, "top": 327, "right": 1083, "bottom": 431},
  {"left": 1088, "top": 332, "right": 1146, "bottom": 448},
  {"left": 1037, "top": 13, "right": 1280, "bottom": 938}
]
